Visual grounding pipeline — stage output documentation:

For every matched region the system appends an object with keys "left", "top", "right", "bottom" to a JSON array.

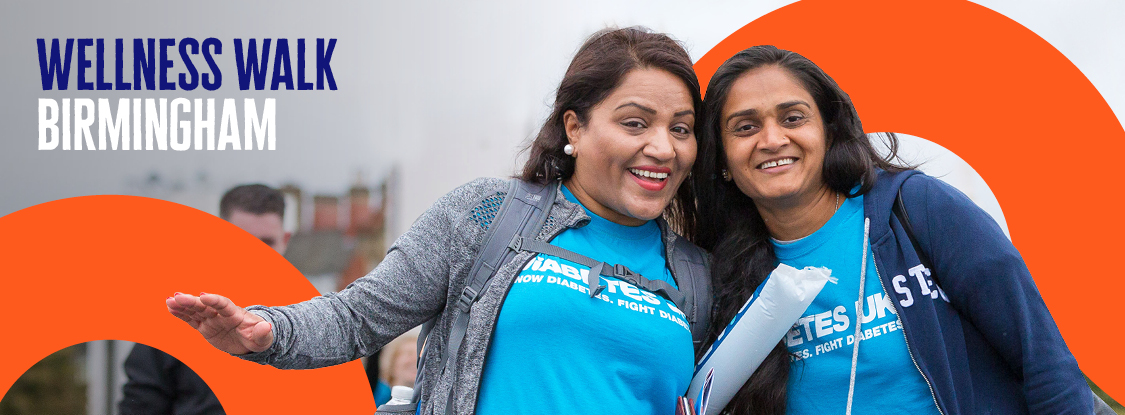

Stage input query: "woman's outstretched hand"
[{"left": 166, "top": 293, "right": 274, "bottom": 355}]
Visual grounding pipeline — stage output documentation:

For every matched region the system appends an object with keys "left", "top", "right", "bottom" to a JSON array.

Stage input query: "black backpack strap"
[
  {"left": 513, "top": 236, "right": 687, "bottom": 309},
  {"left": 437, "top": 179, "right": 556, "bottom": 414},
  {"left": 668, "top": 235, "right": 712, "bottom": 352},
  {"left": 892, "top": 188, "right": 934, "bottom": 278}
]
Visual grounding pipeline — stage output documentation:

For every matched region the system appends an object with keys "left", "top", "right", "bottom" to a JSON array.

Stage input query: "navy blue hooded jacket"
[{"left": 866, "top": 169, "right": 1090, "bottom": 414}]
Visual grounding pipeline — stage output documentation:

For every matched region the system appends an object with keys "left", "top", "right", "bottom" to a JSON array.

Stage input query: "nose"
[
  {"left": 642, "top": 129, "right": 676, "bottom": 161},
  {"left": 758, "top": 121, "right": 789, "bottom": 152}
]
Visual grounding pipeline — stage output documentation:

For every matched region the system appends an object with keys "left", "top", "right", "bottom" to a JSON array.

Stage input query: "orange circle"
[
  {"left": 0, "top": 196, "right": 376, "bottom": 414},
  {"left": 694, "top": 0, "right": 1123, "bottom": 401}
]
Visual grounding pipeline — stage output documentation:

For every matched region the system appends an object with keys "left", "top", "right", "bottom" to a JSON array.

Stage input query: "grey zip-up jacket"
[{"left": 238, "top": 177, "right": 704, "bottom": 415}]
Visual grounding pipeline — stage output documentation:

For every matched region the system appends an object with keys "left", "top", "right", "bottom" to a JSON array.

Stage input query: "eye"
[
  {"left": 781, "top": 113, "right": 807, "bottom": 126},
  {"left": 731, "top": 120, "right": 759, "bottom": 135},
  {"left": 671, "top": 124, "right": 692, "bottom": 136},
  {"left": 621, "top": 119, "right": 647, "bottom": 129}
]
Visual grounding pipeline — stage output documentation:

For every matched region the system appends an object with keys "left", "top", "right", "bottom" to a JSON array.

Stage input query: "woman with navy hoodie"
[{"left": 691, "top": 45, "right": 1092, "bottom": 414}]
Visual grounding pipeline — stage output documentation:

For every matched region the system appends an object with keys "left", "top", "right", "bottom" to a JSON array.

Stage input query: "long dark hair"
[
  {"left": 692, "top": 45, "right": 909, "bottom": 414},
  {"left": 518, "top": 26, "right": 704, "bottom": 237}
]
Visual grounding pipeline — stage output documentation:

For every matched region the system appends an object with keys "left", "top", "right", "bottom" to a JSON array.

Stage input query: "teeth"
[
  {"left": 629, "top": 168, "right": 669, "bottom": 180},
  {"left": 758, "top": 158, "right": 796, "bottom": 169}
]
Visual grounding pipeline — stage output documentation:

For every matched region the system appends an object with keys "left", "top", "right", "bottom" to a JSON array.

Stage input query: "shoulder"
[
  {"left": 885, "top": 170, "right": 1009, "bottom": 255},
  {"left": 124, "top": 344, "right": 183, "bottom": 375},
  {"left": 896, "top": 172, "right": 987, "bottom": 222},
  {"left": 656, "top": 218, "right": 707, "bottom": 261},
  {"left": 391, "top": 178, "right": 512, "bottom": 252},
  {"left": 657, "top": 219, "right": 711, "bottom": 287},
  {"left": 461, "top": 177, "right": 508, "bottom": 192},
  {"left": 425, "top": 177, "right": 510, "bottom": 221},
  {"left": 868, "top": 169, "right": 978, "bottom": 218},
  {"left": 444, "top": 177, "right": 509, "bottom": 207},
  {"left": 126, "top": 344, "right": 175, "bottom": 364},
  {"left": 899, "top": 172, "right": 967, "bottom": 201}
]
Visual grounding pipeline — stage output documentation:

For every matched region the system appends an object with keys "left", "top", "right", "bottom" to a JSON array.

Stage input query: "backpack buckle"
[
  {"left": 613, "top": 263, "right": 635, "bottom": 279},
  {"left": 455, "top": 286, "right": 478, "bottom": 312},
  {"left": 508, "top": 235, "right": 523, "bottom": 252}
]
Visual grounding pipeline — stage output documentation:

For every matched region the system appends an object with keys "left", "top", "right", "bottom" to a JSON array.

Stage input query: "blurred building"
[{"left": 284, "top": 177, "right": 392, "bottom": 294}]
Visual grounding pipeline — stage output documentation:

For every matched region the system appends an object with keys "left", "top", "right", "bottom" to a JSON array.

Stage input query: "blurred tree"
[{"left": 0, "top": 344, "right": 86, "bottom": 415}]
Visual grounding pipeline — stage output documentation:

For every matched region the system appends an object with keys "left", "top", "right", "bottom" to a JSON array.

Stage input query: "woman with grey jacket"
[{"left": 168, "top": 27, "right": 711, "bottom": 415}]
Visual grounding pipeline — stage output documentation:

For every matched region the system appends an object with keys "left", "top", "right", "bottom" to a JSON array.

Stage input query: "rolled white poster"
[{"left": 687, "top": 263, "right": 834, "bottom": 415}]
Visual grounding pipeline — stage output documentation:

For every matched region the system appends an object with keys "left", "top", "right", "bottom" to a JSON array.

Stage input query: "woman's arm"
[
  {"left": 168, "top": 178, "right": 500, "bottom": 369},
  {"left": 902, "top": 175, "right": 1091, "bottom": 413}
]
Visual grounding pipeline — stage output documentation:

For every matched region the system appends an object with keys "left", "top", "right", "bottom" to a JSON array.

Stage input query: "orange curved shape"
[
  {"left": 694, "top": 0, "right": 1123, "bottom": 400},
  {"left": 0, "top": 196, "right": 376, "bottom": 414},
  {"left": 2, "top": 0, "right": 1121, "bottom": 410}
]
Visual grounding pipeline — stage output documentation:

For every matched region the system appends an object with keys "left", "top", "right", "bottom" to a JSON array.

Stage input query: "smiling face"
[
  {"left": 564, "top": 68, "right": 697, "bottom": 226},
  {"left": 720, "top": 65, "right": 829, "bottom": 209}
]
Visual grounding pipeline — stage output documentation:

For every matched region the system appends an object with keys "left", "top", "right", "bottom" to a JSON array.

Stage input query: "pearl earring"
[{"left": 563, "top": 144, "right": 575, "bottom": 156}]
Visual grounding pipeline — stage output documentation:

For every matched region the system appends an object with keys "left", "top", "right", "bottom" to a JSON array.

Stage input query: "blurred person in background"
[
  {"left": 372, "top": 328, "right": 421, "bottom": 405},
  {"left": 217, "top": 184, "right": 291, "bottom": 255},
  {"left": 120, "top": 184, "right": 289, "bottom": 415}
]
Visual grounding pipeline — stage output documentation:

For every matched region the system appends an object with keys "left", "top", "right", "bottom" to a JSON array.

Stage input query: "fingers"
[
  {"left": 166, "top": 296, "right": 186, "bottom": 318},
  {"left": 165, "top": 291, "right": 271, "bottom": 356},
  {"left": 199, "top": 293, "right": 242, "bottom": 318},
  {"left": 167, "top": 307, "right": 202, "bottom": 329},
  {"left": 168, "top": 293, "right": 206, "bottom": 326},
  {"left": 167, "top": 292, "right": 233, "bottom": 332},
  {"left": 170, "top": 293, "right": 212, "bottom": 316},
  {"left": 168, "top": 292, "right": 198, "bottom": 311}
]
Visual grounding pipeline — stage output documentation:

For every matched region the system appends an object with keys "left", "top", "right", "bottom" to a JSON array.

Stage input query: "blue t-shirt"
[
  {"left": 476, "top": 186, "right": 694, "bottom": 415},
  {"left": 775, "top": 194, "right": 939, "bottom": 414}
]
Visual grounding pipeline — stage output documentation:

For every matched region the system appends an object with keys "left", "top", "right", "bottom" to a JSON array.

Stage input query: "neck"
[{"left": 756, "top": 186, "right": 839, "bottom": 241}]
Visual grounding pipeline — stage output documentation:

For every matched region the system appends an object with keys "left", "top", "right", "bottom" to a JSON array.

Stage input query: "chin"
[
  {"left": 750, "top": 190, "right": 789, "bottom": 202},
  {"left": 627, "top": 203, "right": 670, "bottom": 221},
  {"left": 742, "top": 183, "right": 795, "bottom": 200}
]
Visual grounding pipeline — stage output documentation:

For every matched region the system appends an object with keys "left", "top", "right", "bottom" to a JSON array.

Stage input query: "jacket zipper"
[{"left": 869, "top": 219, "right": 945, "bottom": 415}]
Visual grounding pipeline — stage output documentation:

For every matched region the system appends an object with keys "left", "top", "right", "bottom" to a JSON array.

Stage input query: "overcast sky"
[{"left": 0, "top": 0, "right": 1121, "bottom": 238}]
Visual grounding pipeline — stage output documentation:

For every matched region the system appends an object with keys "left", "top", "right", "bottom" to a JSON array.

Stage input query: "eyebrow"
[
  {"left": 724, "top": 108, "right": 757, "bottom": 124},
  {"left": 615, "top": 102, "right": 695, "bottom": 119},
  {"left": 777, "top": 100, "right": 811, "bottom": 110},
  {"left": 724, "top": 100, "right": 812, "bottom": 124},
  {"left": 615, "top": 102, "right": 656, "bottom": 114}
]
